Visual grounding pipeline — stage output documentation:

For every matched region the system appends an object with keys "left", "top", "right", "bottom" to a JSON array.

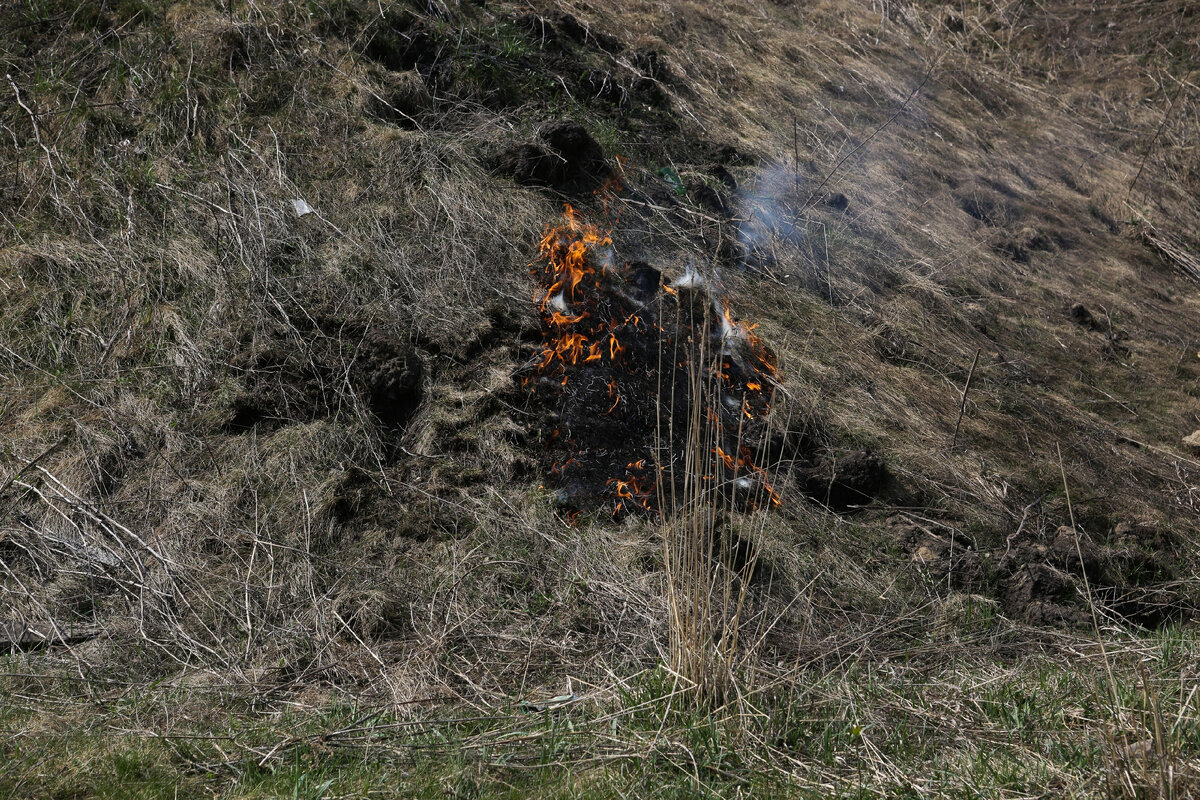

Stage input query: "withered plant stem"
[
  {"left": 0, "top": 436, "right": 67, "bottom": 499},
  {"left": 657, "top": 296, "right": 767, "bottom": 707},
  {"left": 1057, "top": 442, "right": 1118, "bottom": 712},
  {"left": 951, "top": 348, "right": 981, "bottom": 451}
]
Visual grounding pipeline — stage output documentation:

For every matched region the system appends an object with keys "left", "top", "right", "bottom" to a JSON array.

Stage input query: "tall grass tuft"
[{"left": 655, "top": 294, "right": 767, "bottom": 707}]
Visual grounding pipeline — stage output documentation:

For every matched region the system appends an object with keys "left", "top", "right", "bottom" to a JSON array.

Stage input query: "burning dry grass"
[
  {"left": 522, "top": 200, "right": 781, "bottom": 516},
  {"left": 520, "top": 196, "right": 793, "bottom": 703}
]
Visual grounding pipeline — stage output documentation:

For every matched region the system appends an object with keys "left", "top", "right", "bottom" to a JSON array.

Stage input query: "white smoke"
[
  {"left": 670, "top": 262, "right": 705, "bottom": 290},
  {"left": 547, "top": 292, "right": 570, "bottom": 314},
  {"left": 736, "top": 160, "right": 806, "bottom": 266}
]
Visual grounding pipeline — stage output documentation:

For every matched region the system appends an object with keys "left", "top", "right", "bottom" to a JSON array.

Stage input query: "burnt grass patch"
[
  {"left": 514, "top": 198, "right": 899, "bottom": 519},
  {"left": 517, "top": 205, "right": 782, "bottom": 516}
]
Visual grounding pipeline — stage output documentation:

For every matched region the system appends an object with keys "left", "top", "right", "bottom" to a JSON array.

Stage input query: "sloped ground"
[{"left": 1, "top": 0, "right": 1198, "bottom": 796}]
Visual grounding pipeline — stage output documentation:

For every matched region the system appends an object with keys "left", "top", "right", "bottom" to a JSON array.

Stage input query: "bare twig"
[
  {"left": 1126, "top": 79, "right": 1186, "bottom": 199},
  {"left": 1057, "top": 443, "right": 1118, "bottom": 711},
  {"left": 0, "top": 436, "right": 67, "bottom": 499},
  {"left": 951, "top": 348, "right": 981, "bottom": 451},
  {"left": 801, "top": 57, "right": 940, "bottom": 212}
]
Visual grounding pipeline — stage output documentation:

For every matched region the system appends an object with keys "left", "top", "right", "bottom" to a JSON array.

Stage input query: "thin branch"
[
  {"left": 801, "top": 57, "right": 941, "bottom": 212},
  {"left": 951, "top": 348, "right": 981, "bottom": 451},
  {"left": 0, "top": 436, "right": 68, "bottom": 499}
]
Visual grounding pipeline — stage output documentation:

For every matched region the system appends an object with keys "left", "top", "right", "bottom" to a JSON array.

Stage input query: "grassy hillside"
[{"left": 1, "top": 0, "right": 1198, "bottom": 796}]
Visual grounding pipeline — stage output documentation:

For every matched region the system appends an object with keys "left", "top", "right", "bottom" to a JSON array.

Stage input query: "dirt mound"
[
  {"left": 1002, "top": 563, "right": 1087, "bottom": 627},
  {"left": 367, "top": 69, "right": 432, "bottom": 127},
  {"left": 803, "top": 449, "right": 892, "bottom": 511},
  {"left": 900, "top": 515, "right": 1191, "bottom": 629},
  {"left": 353, "top": 336, "right": 424, "bottom": 430},
  {"left": 554, "top": 12, "right": 623, "bottom": 53},
  {"left": 496, "top": 122, "right": 610, "bottom": 193},
  {"left": 955, "top": 180, "right": 1024, "bottom": 228},
  {"left": 363, "top": 12, "right": 441, "bottom": 75},
  {"left": 219, "top": 321, "right": 423, "bottom": 437}
]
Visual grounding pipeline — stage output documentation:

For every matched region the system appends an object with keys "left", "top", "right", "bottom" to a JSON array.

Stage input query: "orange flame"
[
  {"left": 712, "top": 445, "right": 782, "bottom": 507},
  {"left": 538, "top": 204, "right": 611, "bottom": 311},
  {"left": 548, "top": 310, "right": 588, "bottom": 326},
  {"left": 607, "top": 473, "right": 653, "bottom": 511}
]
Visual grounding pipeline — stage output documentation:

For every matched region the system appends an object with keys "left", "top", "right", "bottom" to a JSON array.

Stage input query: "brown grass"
[{"left": 0, "top": 0, "right": 1198, "bottom": 794}]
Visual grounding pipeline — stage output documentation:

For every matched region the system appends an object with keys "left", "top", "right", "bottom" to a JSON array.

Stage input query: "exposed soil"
[
  {"left": 897, "top": 514, "right": 1192, "bottom": 629},
  {"left": 495, "top": 122, "right": 611, "bottom": 193}
]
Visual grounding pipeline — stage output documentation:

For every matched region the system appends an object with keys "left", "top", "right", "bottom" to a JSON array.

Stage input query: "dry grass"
[
  {"left": 1, "top": 0, "right": 1198, "bottom": 796},
  {"left": 655, "top": 301, "right": 775, "bottom": 708}
]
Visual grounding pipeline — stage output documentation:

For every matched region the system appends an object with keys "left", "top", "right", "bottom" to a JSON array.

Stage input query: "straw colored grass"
[{"left": 1, "top": 0, "right": 1198, "bottom": 796}]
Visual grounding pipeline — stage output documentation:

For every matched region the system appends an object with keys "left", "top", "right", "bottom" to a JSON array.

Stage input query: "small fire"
[
  {"left": 607, "top": 473, "right": 653, "bottom": 513},
  {"left": 606, "top": 378, "right": 620, "bottom": 413},
  {"left": 714, "top": 445, "right": 782, "bottom": 507},
  {"left": 548, "top": 310, "right": 588, "bottom": 326},
  {"left": 521, "top": 193, "right": 781, "bottom": 517}
]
